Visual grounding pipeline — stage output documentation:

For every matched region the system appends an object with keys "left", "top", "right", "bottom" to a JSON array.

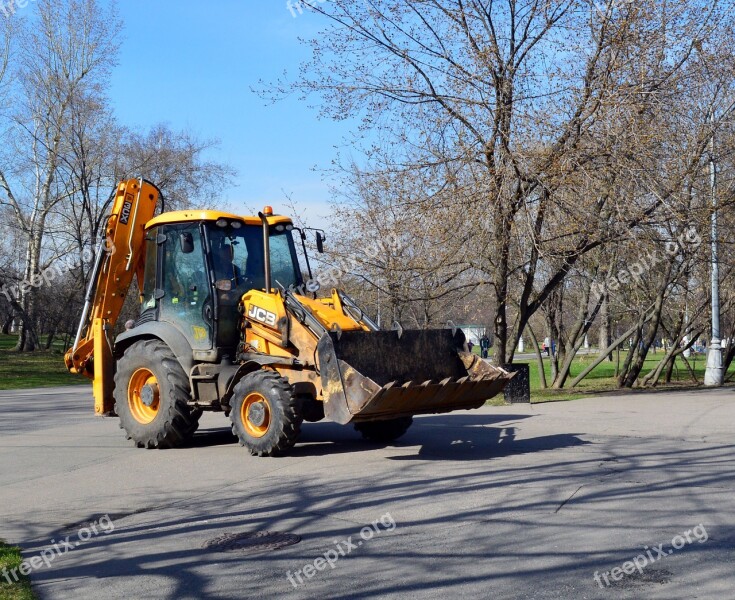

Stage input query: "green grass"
[
  {"left": 1, "top": 333, "right": 731, "bottom": 403},
  {"left": 0, "top": 335, "right": 81, "bottom": 390},
  {"left": 0, "top": 541, "right": 35, "bottom": 600},
  {"left": 518, "top": 350, "right": 735, "bottom": 403}
]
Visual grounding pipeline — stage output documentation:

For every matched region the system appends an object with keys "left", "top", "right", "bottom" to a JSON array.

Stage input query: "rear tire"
[
  {"left": 113, "top": 340, "right": 200, "bottom": 449},
  {"left": 229, "top": 370, "right": 302, "bottom": 456},
  {"left": 298, "top": 395, "right": 325, "bottom": 423},
  {"left": 355, "top": 417, "right": 413, "bottom": 442}
]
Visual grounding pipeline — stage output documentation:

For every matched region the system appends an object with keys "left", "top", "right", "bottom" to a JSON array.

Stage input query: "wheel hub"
[
  {"left": 128, "top": 368, "right": 160, "bottom": 425},
  {"left": 140, "top": 384, "right": 159, "bottom": 407},
  {"left": 240, "top": 393, "right": 272, "bottom": 439},
  {"left": 248, "top": 401, "right": 267, "bottom": 427}
]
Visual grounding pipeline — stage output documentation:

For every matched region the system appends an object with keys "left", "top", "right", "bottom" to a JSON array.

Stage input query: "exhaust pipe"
[{"left": 258, "top": 208, "right": 272, "bottom": 293}]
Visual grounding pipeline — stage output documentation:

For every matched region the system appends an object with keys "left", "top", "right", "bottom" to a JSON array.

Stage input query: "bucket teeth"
[
  {"left": 350, "top": 373, "right": 511, "bottom": 422},
  {"left": 317, "top": 329, "right": 514, "bottom": 424}
]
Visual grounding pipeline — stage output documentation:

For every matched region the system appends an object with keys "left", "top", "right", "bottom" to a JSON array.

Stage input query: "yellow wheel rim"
[
  {"left": 128, "top": 368, "right": 160, "bottom": 424},
  {"left": 241, "top": 392, "right": 271, "bottom": 438}
]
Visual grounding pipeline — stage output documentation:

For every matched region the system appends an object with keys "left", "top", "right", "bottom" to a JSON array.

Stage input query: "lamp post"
[
  {"left": 693, "top": 41, "right": 724, "bottom": 385},
  {"left": 704, "top": 108, "right": 723, "bottom": 386}
]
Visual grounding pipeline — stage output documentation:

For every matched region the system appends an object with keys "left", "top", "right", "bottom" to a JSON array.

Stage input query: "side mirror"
[
  {"left": 180, "top": 232, "right": 194, "bottom": 254},
  {"left": 316, "top": 231, "right": 325, "bottom": 254}
]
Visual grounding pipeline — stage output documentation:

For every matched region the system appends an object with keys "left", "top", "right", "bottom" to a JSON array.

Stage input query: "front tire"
[
  {"left": 355, "top": 417, "right": 413, "bottom": 442},
  {"left": 113, "top": 340, "right": 200, "bottom": 449},
  {"left": 230, "top": 370, "right": 302, "bottom": 456}
]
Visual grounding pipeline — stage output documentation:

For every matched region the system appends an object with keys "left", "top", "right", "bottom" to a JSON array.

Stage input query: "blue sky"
[{"left": 107, "top": 1, "right": 354, "bottom": 219}]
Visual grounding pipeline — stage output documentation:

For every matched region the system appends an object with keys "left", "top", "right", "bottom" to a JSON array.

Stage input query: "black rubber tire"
[
  {"left": 355, "top": 417, "right": 413, "bottom": 442},
  {"left": 230, "top": 370, "right": 302, "bottom": 456},
  {"left": 113, "top": 340, "right": 200, "bottom": 449},
  {"left": 298, "top": 394, "right": 325, "bottom": 423}
]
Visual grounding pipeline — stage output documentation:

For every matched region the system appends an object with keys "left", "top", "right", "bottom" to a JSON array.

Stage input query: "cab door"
[{"left": 158, "top": 223, "right": 213, "bottom": 350}]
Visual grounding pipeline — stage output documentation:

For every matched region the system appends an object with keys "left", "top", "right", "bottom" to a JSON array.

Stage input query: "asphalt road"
[{"left": 1, "top": 385, "right": 734, "bottom": 599}]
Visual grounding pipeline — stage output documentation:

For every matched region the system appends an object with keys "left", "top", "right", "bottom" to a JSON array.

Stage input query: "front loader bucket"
[{"left": 317, "top": 329, "right": 514, "bottom": 424}]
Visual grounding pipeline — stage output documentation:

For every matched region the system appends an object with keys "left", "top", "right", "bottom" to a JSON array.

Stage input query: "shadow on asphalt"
[
  {"left": 22, "top": 440, "right": 735, "bottom": 600},
  {"left": 185, "top": 428, "right": 239, "bottom": 448},
  {"left": 185, "top": 413, "right": 570, "bottom": 461}
]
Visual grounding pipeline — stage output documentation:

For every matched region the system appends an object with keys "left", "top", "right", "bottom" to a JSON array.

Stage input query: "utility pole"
[{"left": 704, "top": 109, "right": 723, "bottom": 386}]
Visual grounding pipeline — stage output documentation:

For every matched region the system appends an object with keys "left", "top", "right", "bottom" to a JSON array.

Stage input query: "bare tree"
[
  {"left": 0, "top": 1, "right": 236, "bottom": 351},
  {"left": 0, "top": 0, "right": 120, "bottom": 350},
  {"left": 270, "top": 0, "right": 733, "bottom": 368}
]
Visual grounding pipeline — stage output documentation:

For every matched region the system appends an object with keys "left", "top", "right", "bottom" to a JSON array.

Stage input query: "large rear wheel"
[
  {"left": 229, "top": 370, "right": 302, "bottom": 456},
  {"left": 114, "top": 340, "right": 200, "bottom": 449}
]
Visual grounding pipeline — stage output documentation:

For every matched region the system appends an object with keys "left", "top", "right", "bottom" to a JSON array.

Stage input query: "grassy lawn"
[
  {"left": 0, "top": 335, "right": 80, "bottom": 390},
  {"left": 0, "top": 541, "right": 34, "bottom": 600},
  {"left": 518, "top": 350, "right": 735, "bottom": 403},
  {"left": 1, "top": 333, "right": 732, "bottom": 402}
]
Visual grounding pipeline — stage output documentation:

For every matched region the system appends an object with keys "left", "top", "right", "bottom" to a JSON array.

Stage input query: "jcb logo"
[
  {"left": 248, "top": 305, "right": 277, "bottom": 327},
  {"left": 119, "top": 200, "right": 133, "bottom": 225}
]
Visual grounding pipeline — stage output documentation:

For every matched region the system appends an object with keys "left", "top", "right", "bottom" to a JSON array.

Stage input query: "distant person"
[
  {"left": 480, "top": 335, "right": 490, "bottom": 359},
  {"left": 467, "top": 340, "right": 474, "bottom": 354}
]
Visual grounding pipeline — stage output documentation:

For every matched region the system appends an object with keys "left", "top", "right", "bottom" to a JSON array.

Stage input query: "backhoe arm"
[{"left": 64, "top": 178, "right": 160, "bottom": 415}]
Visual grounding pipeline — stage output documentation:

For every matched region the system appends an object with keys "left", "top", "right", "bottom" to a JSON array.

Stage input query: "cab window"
[{"left": 159, "top": 224, "right": 212, "bottom": 350}]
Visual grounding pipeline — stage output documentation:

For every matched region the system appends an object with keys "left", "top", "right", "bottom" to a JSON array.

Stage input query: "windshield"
[{"left": 206, "top": 223, "right": 302, "bottom": 296}]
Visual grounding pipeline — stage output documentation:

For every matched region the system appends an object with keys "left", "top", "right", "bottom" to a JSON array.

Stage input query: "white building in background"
[{"left": 458, "top": 325, "right": 490, "bottom": 347}]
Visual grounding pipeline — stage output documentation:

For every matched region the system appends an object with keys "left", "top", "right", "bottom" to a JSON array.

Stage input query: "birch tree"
[{"left": 0, "top": 0, "right": 120, "bottom": 350}]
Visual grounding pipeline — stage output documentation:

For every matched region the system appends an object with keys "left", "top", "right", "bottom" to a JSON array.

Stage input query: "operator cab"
[{"left": 137, "top": 211, "right": 303, "bottom": 359}]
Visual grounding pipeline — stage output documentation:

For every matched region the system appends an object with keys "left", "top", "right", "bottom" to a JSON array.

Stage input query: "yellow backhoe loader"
[{"left": 65, "top": 178, "right": 513, "bottom": 456}]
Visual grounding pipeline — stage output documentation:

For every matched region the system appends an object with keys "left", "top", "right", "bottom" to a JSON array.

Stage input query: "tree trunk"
[
  {"left": 619, "top": 270, "right": 670, "bottom": 387},
  {"left": 526, "top": 323, "right": 547, "bottom": 389},
  {"left": 545, "top": 311, "right": 560, "bottom": 383},
  {"left": 598, "top": 292, "right": 613, "bottom": 361},
  {"left": 493, "top": 285, "right": 509, "bottom": 367},
  {"left": 642, "top": 332, "right": 700, "bottom": 387},
  {"left": 570, "top": 312, "right": 655, "bottom": 388},
  {"left": 723, "top": 343, "right": 735, "bottom": 376},
  {"left": 617, "top": 324, "right": 643, "bottom": 387},
  {"left": 679, "top": 354, "right": 699, "bottom": 383},
  {"left": 13, "top": 325, "right": 26, "bottom": 352},
  {"left": 15, "top": 226, "right": 45, "bottom": 352},
  {"left": 492, "top": 209, "right": 513, "bottom": 367},
  {"left": 553, "top": 291, "right": 603, "bottom": 389},
  {"left": 19, "top": 292, "right": 40, "bottom": 352}
]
